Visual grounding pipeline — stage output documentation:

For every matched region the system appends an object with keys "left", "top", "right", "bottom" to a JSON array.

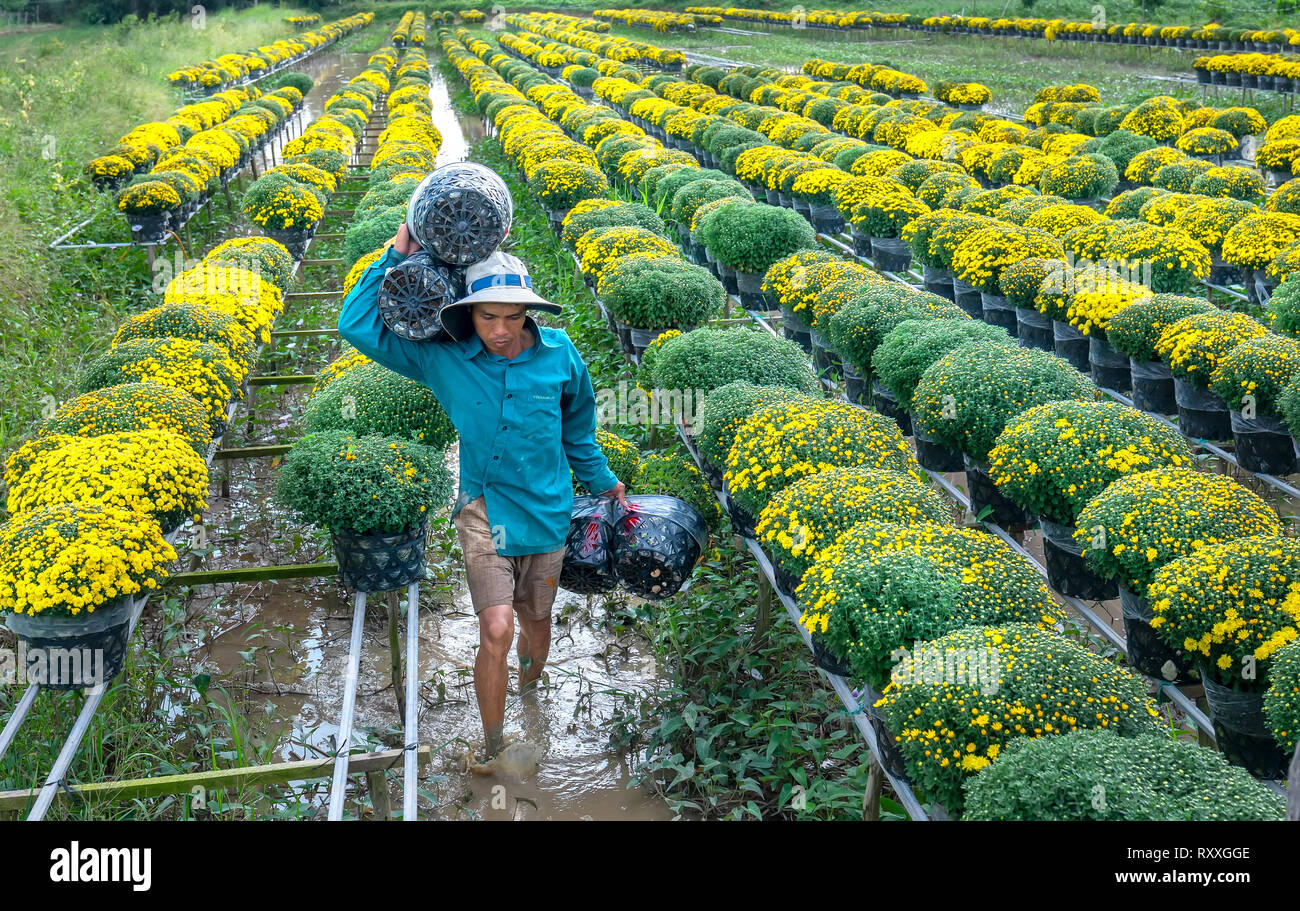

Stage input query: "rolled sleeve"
[{"left": 560, "top": 344, "right": 619, "bottom": 495}]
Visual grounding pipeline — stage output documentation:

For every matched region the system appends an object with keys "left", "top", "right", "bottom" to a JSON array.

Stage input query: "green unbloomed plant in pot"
[
  {"left": 796, "top": 521, "right": 1064, "bottom": 689},
  {"left": 701, "top": 201, "right": 816, "bottom": 276},
  {"left": 694, "top": 381, "right": 814, "bottom": 468},
  {"left": 633, "top": 451, "right": 724, "bottom": 532},
  {"left": 275, "top": 431, "right": 453, "bottom": 536},
  {"left": 962, "top": 729, "right": 1285, "bottom": 821},
  {"left": 1104, "top": 294, "right": 1217, "bottom": 364},
  {"left": 875, "top": 623, "right": 1160, "bottom": 814},
  {"left": 597, "top": 254, "right": 725, "bottom": 330},
  {"left": 911, "top": 342, "right": 1098, "bottom": 462},
  {"left": 825, "top": 285, "right": 968, "bottom": 380},
  {"left": 648, "top": 327, "right": 820, "bottom": 397},
  {"left": 1264, "top": 638, "right": 1300, "bottom": 756},
  {"left": 871, "top": 319, "right": 1011, "bottom": 410},
  {"left": 987, "top": 400, "right": 1194, "bottom": 526},
  {"left": 302, "top": 361, "right": 457, "bottom": 450},
  {"left": 756, "top": 467, "right": 950, "bottom": 584}
]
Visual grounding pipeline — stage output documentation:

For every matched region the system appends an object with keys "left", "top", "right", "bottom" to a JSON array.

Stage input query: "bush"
[
  {"left": 872, "top": 319, "right": 1011, "bottom": 409},
  {"left": 962, "top": 730, "right": 1284, "bottom": 821},
  {"left": 913, "top": 342, "right": 1098, "bottom": 462},
  {"left": 303, "top": 361, "right": 456, "bottom": 449},
  {"left": 1267, "top": 275, "right": 1300, "bottom": 336},
  {"left": 877, "top": 623, "right": 1160, "bottom": 814},
  {"left": 112, "top": 302, "right": 255, "bottom": 370},
  {"left": 1081, "top": 128, "right": 1156, "bottom": 174},
  {"left": 574, "top": 429, "right": 639, "bottom": 494},
  {"left": 39, "top": 382, "right": 210, "bottom": 455},
  {"left": 1264, "top": 638, "right": 1300, "bottom": 754},
  {"left": 1038, "top": 153, "right": 1119, "bottom": 200},
  {"left": 1190, "top": 165, "right": 1267, "bottom": 204},
  {"left": 527, "top": 159, "right": 609, "bottom": 211},
  {"left": 1209, "top": 334, "right": 1300, "bottom": 418},
  {"left": 649, "top": 328, "right": 819, "bottom": 396},
  {"left": 561, "top": 201, "right": 664, "bottom": 249},
  {"left": 276, "top": 431, "right": 452, "bottom": 536},
  {"left": 826, "top": 285, "right": 967, "bottom": 376},
  {"left": 695, "top": 381, "right": 813, "bottom": 467},
  {"left": 1074, "top": 467, "right": 1281, "bottom": 595},
  {"left": 1155, "top": 310, "right": 1268, "bottom": 387},
  {"left": 598, "top": 255, "right": 724, "bottom": 329},
  {"left": 952, "top": 223, "right": 1065, "bottom": 294},
  {"left": 344, "top": 204, "right": 406, "bottom": 266},
  {"left": 988, "top": 401, "right": 1193, "bottom": 525},
  {"left": 702, "top": 202, "right": 816, "bottom": 274},
  {"left": 1104, "top": 294, "right": 1216, "bottom": 362},
  {"left": 724, "top": 399, "right": 921, "bottom": 519},
  {"left": 79, "top": 338, "right": 240, "bottom": 426}
]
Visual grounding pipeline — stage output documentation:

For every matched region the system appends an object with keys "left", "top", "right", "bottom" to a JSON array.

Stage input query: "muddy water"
[{"left": 166, "top": 64, "right": 672, "bottom": 820}]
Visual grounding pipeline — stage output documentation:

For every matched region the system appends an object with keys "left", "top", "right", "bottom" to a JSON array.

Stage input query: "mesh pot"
[
  {"left": 265, "top": 226, "right": 312, "bottom": 259},
  {"left": 1174, "top": 378, "right": 1232, "bottom": 441},
  {"left": 1039, "top": 517, "right": 1118, "bottom": 601},
  {"left": 810, "top": 203, "right": 843, "bottom": 235},
  {"left": 765, "top": 189, "right": 780, "bottom": 206},
  {"left": 922, "top": 264, "right": 954, "bottom": 302},
  {"left": 406, "top": 162, "right": 512, "bottom": 266},
  {"left": 842, "top": 361, "right": 870, "bottom": 406},
  {"left": 332, "top": 521, "right": 428, "bottom": 593},
  {"left": 1231, "top": 411, "right": 1298, "bottom": 476},
  {"left": 735, "top": 270, "right": 766, "bottom": 309},
  {"left": 780, "top": 304, "right": 813, "bottom": 354},
  {"left": 689, "top": 241, "right": 709, "bottom": 266},
  {"left": 810, "top": 327, "right": 839, "bottom": 377},
  {"left": 376, "top": 252, "right": 464, "bottom": 341},
  {"left": 773, "top": 563, "right": 802, "bottom": 600},
  {"left": 914, "top": 424, "right": 964, "bottom": 472},
  {"left": 871, "top": 236, "right": 911, "bottom": 273},
  {"left": 614, "top": 320, "right": 635, "bottom": 355},
  {"left": 1119, "top": 585, "right": 1196, "bottom": 683},
  {"left": 628, "top": 325, "right": 672, "bottom": 357},
  {"left": 559, "top": 496, "right": 620, "bottom": 595},
  {"left": 1130, "top": 359, "right": 1177, "bottom": 414},
  {"left": 952, "top": 278, "right": 983, "bottom": 318},
  {"left": 1202, "top": 676, "right": 1288, "bottom": 780},
  {"left": 964, "top": 455, "right": 1032, "bottom": 526},
  {"left": 850, "top": 226, "right": 873, "bottom": 257},
  {"left": 980, "top": 292, "right": 1017, "bottom": 333},
  {"left": 1053, "top": 320, "right": 1091, "bottom": 373},
  {"left": 866, "top": 706, "right": 909, "bottom": 781},
  {"left": 1016, "top": 306, "right": 1053, "bottom": 351},
  {"left": 5, "top": 596, "right": 134, "bottom": 690},
  {"left": 611, "top": 495, "right": 708, "bottom": 600},
  {"left": 871, "top": 380, "right": 911, "bottom": 435},
  {"left": 127, "top": 214, "right": 169, "bottom": 244},
  {"left": 811, "top": 630, "right": 853, "bottom": 677},
  {"left": 717, "top": 261, "right": 739, "bottom": 296},
  {"left": 1088, "top": 335, "right": 1131, "bottom": 392},
  {"left": 793, "top": 199, "right": 813, "bottom": 224}
]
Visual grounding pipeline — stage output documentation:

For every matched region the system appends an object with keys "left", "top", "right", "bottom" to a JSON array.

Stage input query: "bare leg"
[
  {"left": 475, "top": 603, "right": 513, "bottom": 759},
  {"left": 516, "top": 613, "right": 553, "bottom": 692}
]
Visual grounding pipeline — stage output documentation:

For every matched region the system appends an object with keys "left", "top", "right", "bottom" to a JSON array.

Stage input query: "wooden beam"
[
  {"left": 166, "top": 562, "right": 338, "bottom": 587},
  {"left": 0, "top": 746, "right": 433, "bottom": 812},
  {"left": 213, "top": 444, "right": 294, "bottom": 459},
  {"left": 301, "top": 258, "right": 345, "bottom": 267},
  {"left": 271, "top": 328, "right": 340, "bottom": 338},
  {"left": 284, "top": 290, "right": 345, "bottom": 300},
  {"left": 247, "top": 375, "right": 316, "bottom": 386}
]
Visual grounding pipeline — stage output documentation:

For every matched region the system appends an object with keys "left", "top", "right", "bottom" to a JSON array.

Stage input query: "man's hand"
[
  {"left": 391, "top": 223, "right": 422, "bottom": 257},
  {"left": 599, "top": 481, "right": 628, "bottom": 509}
]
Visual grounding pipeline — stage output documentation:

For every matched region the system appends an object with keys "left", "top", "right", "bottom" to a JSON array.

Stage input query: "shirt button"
[
  {"left": 506, "top": 393, "right": 513, "bottom": 399},
  {"left": 493, "top": 455, "right": 499, "bottom": 460}
]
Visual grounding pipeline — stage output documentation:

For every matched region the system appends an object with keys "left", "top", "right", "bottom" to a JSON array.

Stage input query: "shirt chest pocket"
[{"left": 512, "top": 390, "right": 562, "bottom": 441}]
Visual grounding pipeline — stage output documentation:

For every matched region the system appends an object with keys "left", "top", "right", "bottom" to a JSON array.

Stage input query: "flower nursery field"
[{"left": 3, "top": 2, "right": 1300, "bottom": 832}]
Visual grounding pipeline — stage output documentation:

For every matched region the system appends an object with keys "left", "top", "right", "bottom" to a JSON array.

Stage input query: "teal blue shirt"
[{"left": 338, "top": 246, "right": 619, "bottom": 556}]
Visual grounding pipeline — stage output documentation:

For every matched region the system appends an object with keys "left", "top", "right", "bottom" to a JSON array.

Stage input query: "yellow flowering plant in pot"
[
  {"left": 527, "top": 159, "right": 610, "bottom": 216},
  {"left": 1075, "top": 466, "right": 1281, "bottom": 681},
  {"left": 38, "top": 382, "right": 212, "bottom": 456},
  {"left": 0, "top": 501, "right": 178, "bottom": 687},
  {"left": 1148, "top": 535, "right": 1300, "bottom": 779},
  {"left": 1208, "top": 333, "right": 1300, "bottom": 474},
  {"left": 951, "top": 223, "right": 1063, "bottom": 329},
  {"left": 1105, "top": 294, "right": 1216, "bottom": 413},
  {"left": 987, "top": 400, "right": 1193, "bottom": 598},
  {"left": 875, "top": 623, "right": 1159, "bottom": 815},
  {"left": 755, "top": 466, "right": 950, "bottom": 593},
  {"left": 275, "top": 431, "right": 452, "bottom": 593},
  {"left": 5, "top": 430, "right": 208, "bottom": 535},
  {"left": 1155, "top": 309, "right": 1268, "bottom": 439}
]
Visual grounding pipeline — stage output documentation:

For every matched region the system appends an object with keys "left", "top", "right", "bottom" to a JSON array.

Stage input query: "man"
[{"left": 338, "top": 221, "right": 626, "bottom": 767}]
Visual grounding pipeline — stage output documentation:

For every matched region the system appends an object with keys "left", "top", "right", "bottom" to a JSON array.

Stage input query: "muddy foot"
[{"left": 470, "top": 740, "right": 542, "bottom": 778}]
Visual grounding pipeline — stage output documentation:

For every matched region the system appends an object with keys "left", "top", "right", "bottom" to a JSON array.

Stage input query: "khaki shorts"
[{"left": 453, "top": 495, "right": 566, "bottom": 622}]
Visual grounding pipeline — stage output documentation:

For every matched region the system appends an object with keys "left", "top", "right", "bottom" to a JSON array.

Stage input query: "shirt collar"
[{"left": 456, "top": 314, "right": 560, "bottom": 361}]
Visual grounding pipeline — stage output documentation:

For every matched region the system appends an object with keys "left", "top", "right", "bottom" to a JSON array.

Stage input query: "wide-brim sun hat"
[{"left": 439, "top": 250, "right": 561, "bottom": 341}]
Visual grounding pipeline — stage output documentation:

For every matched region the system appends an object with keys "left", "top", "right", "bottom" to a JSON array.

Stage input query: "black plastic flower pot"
[
  {"left": 1039, "top": 517, "right": 1118, "bottom": 601},
  {"left": 1016, "top": 307, "right": 1054, "bottom": 351},
  {"left": 793, "top": 199, "right": 814, "bottom": 225},
  {"left": 765, "top": 188, "right": 781, "bottom": 206},
  {"left": 842, "top": 361, "right": 870, "bottom": 406},
  {"left": 1119, "top": 586, "right": 1197, "bottom": 683},
  {"left": 952, "top": 278, "right": 984, "bottom": 319},
  {"left": 265, "top": 227, "right": 311, "bottom": 259},
  {"left": 1231, "top": 411, "right": 1298, "bottom": 475},
  {"left": 698, "top": 457, "right": 724, "bottom": 491},
  {"left": 810, "top": 631, "right": 853, "bottom": 677},
  {"left": 866, "top": 709, "right": 910, "bottom": 781},
  {"left": 5, "top": 596, "right": 134, "bottom": 690},
  {"left": 611, "top": 495, "right": 708, "bottom": 600},
  {"left": 1202, "top": 676, "right": 1288, "bottom": 780},
  {"left": 560, "top": 496, "right": 620, "bottom": 595},
  {"left": 871, "top": 380, "right": 912, "bottom": 436},
  {"left": 1174, "top": 378, "right": 1232, "bottom": 441},
  {"left": 810, "top": 204, "right": 844, "bottom": 236},
  {"left": 871, "top": 236, "right": 912, "bottom": 273},
  {"left": 980, "top": 292, "right": 1018, "bottom": 333},
  {"left": 810, "top": 328, "right": 840, "bottom": 377},
  {"left": 781, "top": 305, "right": 814, "bottom": 354},
  {"left": 1053, "top": 320, "right": 1091, "bottom": 373},
  {"left": 773, "top": 563, "right": 802, "bottom": 600},
  {"left": 1088, "top": 335, "right": 1132, "bottom": 392},
  {"left": 724, "top": 491, "right": 758, "bottom": 539},
  {"left": 1130, "top": 359, "right": 1177, "bottom": 414},
  {"left": 628, "top": 325, "right": 673, "bottom": 360},
  {"left": 913, "top": 425, "right": 964, "bottom": 472},
  {"left": 850, "top": 227, "right": 873, "bottom": 257},
  {"left": 735, "top": 270, "right": 766, "bottom": 309},
  {"left": 126, "top": 214, "right": 170, "bottom": 244},
  {"left": 689, "top": 241, "right": 709, "bottom": 266},
  {"left": 614, "top": 320, "right": 635, "bottom": 355},
  {"left": 331, "top": 521, "right": 428, "bottom": 593},
  {"left": 717, "top": 262, "right": 739, "bottom": 296},
  {"left": 964, "top": 456, "right": 1032, "bottom": 527},
  {"left": 921, "top": 265, "right": 954, "bottom": 302}
]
